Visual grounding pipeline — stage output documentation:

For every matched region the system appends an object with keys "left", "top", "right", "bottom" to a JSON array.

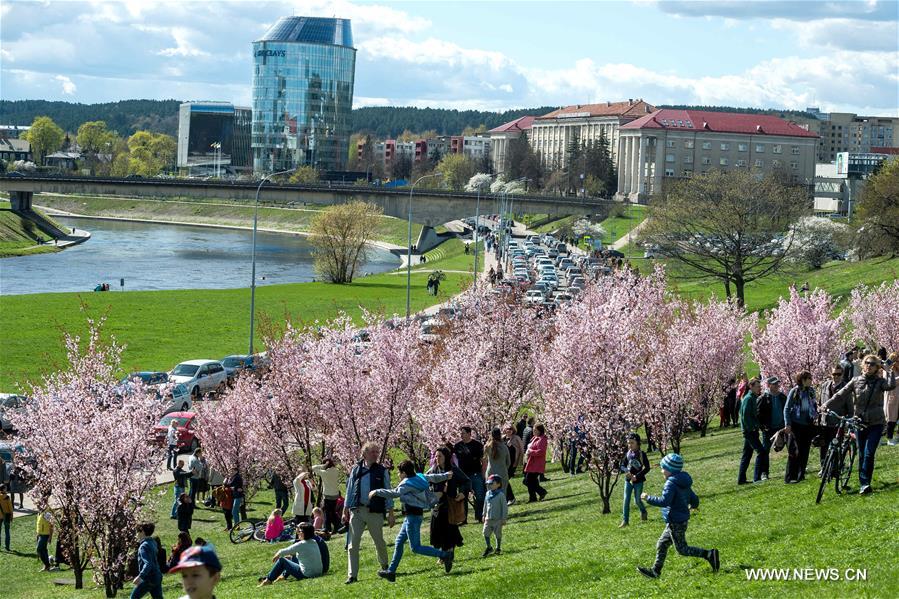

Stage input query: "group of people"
[
  {"left": 737, "top": 350, "right": 897, "bottom": 494},
  {"left": 132, "top": 522, "right": 223, "bottom": 599}
]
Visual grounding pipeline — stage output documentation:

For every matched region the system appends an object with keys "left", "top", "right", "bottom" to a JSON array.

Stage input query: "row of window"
[
  {"left": 664, "top": 139, "right": 801, "bottom": 154},
  {"left": 663, "top": 157, "right": 800, "bottom": 168},
  {"left": 663, "top": 168, "right": 802, "bottom": 182}
]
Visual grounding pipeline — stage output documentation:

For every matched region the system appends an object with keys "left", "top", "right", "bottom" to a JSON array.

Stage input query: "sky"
[{"left": 1, "top": 0, "right": 897, "bottom": 116}]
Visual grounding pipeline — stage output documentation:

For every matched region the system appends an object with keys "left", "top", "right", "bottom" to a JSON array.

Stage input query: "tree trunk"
[
  {"left": 723, "top": 278, "right": 732, "bottom": 299},
  {"left": 734, "top": 277, "right": 746, "bottom": 307}
]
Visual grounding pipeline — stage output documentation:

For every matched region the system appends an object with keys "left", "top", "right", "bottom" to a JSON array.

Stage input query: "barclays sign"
[{"left": 256, "top": 49, "right": 286, "bottom": 58}]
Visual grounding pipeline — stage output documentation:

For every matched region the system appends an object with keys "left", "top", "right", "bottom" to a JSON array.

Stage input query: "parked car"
[
  {"left": 524, "top": 289, "right": 545, "bottom": 305},
  {"left": 169, "top": 360, "right": 227, "bottom": 400},
  {"left": 221, "top": 355, "right": 254, "bottom": 383},
  {"left": 419, "top": 319, "right": 442, "bottom": 344},
  {"left": 0, "top": 394, "right": 29, "bottom": 434},
  {"left": 152, "top": 412, "right": 199, "bottom": 452},
  {"left": 121, "top": 371, "right": 169, "bottom": 387}
]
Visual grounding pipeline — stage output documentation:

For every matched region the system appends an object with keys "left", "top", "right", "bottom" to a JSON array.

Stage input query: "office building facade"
[
  {"left": 488, "top": 115, "right": 535, "bottom": 175},
  {"left": 177, "top": 102, "right": 252, "bottom": 174},
  {"left": 617, "top": 109, "right": 818, "bottom": 202},
  {"left": 252, "top": 16, "right": 356, "bottom": 173}
]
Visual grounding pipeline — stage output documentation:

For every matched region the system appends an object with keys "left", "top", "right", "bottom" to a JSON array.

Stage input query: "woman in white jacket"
[
  {"left": 311, "top": 459, "right": 341, "bottom": 533},
  {"left": 292, "top": 471, "right": 315, "bottom": 525}
]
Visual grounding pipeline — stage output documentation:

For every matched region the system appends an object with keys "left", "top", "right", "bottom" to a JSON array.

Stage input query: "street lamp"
[
  {"left": 249, "top": 168, "right": 294, "bottom": 354},
  {"left": 406, "top": 172, "right": 443, "bottom": 319}
]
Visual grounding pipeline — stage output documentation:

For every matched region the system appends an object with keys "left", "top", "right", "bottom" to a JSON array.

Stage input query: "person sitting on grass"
[
  {"left": 167, "top": 544, "right": 222, "bottom": 599},
  {"left": 637, "top": 453, "right": 719, "bottom": 579},
  {"left": 368, "top": 459, "right": 455, "bottom": 582},
  {"left": 265, "top": 509, "right": 285, "bottom": 543},
  {"left": 258, "top": 523, "right": 323, "bottom": 586},
  {"left": 165, "top": 531, "right": 193, "bottom": 574},
  {"left": 482, "top": 474, "right": 508, "bottom": 557}
]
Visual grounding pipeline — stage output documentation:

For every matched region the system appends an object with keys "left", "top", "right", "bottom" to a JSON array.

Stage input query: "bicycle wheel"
[
  {"left": 229, "top": 521, "right": 256, "bottom": 544},
  {"left": 837, "top": 440, "right": 857, "bottom": 493},
  {"left": 816, "top": 449, "right": 834, "bottom": 504},
  {"left": 252, "top": 522, "right": 268, "bottom": 542}
]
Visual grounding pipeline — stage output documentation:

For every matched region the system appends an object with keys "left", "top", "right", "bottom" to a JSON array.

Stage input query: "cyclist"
[{"left": 822, "top": 354, "right": 896, "bottom": 495}]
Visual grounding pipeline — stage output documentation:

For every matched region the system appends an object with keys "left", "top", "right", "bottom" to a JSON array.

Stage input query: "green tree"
[
  {"left": 856, "top": 157, "right": 899, "bottom": 257},
  {"left": 24, "top": 116, "right": 65, "bottom": 164},
  {"left": 289, "top": 165, "right": 320, "bottom": 184},
  {"left": 125, "top": 131, "right": 176, "bottom": 176},
  {"left": 506, "top": 135, "right": 542, "bottom": 187},
  {"left": 643, "top": 169, "right": 809, "bottom": 306},
  {"left": 76, "top": 121, "right": 118, "bottom": 174},
  {"left": 437, "top": 153, "right": 477, "bottom": 190},
  {"left": 310, "top": 201, "right": 383, "bottom": 284}
]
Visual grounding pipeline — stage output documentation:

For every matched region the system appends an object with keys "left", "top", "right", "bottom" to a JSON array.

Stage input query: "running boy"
[
  {"left": 482, "top": 474, "right": 508, "bottom": 557},
  {"left": 637, "top": 453, "right": 719, "bottom": 578}
]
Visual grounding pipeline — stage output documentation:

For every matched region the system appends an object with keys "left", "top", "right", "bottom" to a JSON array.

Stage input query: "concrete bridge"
[{"left": 0, "top": 174, "right": 613, "bottom": 226}]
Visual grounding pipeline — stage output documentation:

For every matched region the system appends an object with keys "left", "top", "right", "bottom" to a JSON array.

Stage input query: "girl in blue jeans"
[{"left": 620, "top": 433, "right": 651, "bottom": 527}]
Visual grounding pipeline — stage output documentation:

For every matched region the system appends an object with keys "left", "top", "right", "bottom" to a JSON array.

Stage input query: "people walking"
[
  {"left": 884, "top": 353, "right": 899, "bottom": 446},
  {"left": 369, "top": 460, "right": 455, "bottom": 582},
  {"left": 427, "top": 446, "right": 470, "bottom": 557},
  {"left": 166, "top": 421, "right": 179, "bottom": 470},
  {"left": 485, "top": 427, "right": 511, "bottom": 494},
  {"left": 823, "top": 354, "right": 897, "bottom": 494},
  {"left": 171, "top": 460, "right": 189, "bottom": 519},
  {"left": 130, "top": 523, "right": 163, "bottom": 599},
  {"left": 523, "top": 424, "right": 548, "bottom": 502},
  {"left": 0, "top": 484, "right": 12, "bottom": 551},
  {"left": 502, "top": 425, "right": 524, "bottom": 504},
  {"left": 291, "top": 471, "right": 315, "bottom": 525},
  {"left": 482, "top": 474, "right": 508, "bottom": 557},
  {"left": 782, "top": 372, "right": 818, "bottom": 483},
  {"left": 637, "top": 454, "right": 719, "bottom": 579},
  {"left": 453, "top": 426, "right": 486, "bottom": 523},
  {"left": 312, "top": 459, "right": 342, "bottom": 534},
  {"left": 757, "top": 376, "right": 787, "bottom": 480},
  {"left": 343, "top": 441, "right": 395, "bottom": 585},
  {"left": 36, "top": 506, "right": 54, "bottom": 572},
  {"left": 620, "top": 433, "right": 650, "bottom": 527},
  {"left": 817, "top": 365, "right": 846, "bottom": 471},
  {"left": 187, "top": 449, "right": 203, "bottom": 501},
  {"left": 738, "top": 378, "right": 765, "bottom": 485}
]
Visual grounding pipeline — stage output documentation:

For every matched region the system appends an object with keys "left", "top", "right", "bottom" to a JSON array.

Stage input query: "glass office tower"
[{"left": 252, "top": 16, "right": 356, "bottom": 173}]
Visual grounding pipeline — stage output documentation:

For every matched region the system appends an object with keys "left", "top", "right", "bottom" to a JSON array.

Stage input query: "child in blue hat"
[{"left": 637, "top": 453, "right": 719, "bottom": 578}]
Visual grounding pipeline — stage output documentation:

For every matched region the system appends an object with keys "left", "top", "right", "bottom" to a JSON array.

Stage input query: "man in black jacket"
[{"left": 454, "top": 427, "right": 485, "bottom": 523}]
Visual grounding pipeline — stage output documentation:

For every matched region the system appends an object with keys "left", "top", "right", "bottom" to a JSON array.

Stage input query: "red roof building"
[
  {"left": 617, "top": 109, "right": 819, "bottom": 202},
  {"left": 488, "top": 115, "right": 538, "bottom": 174}
]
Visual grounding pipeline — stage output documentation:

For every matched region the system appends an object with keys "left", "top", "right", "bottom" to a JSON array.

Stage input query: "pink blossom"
[{"left": 848, "top": 280, "right": 899, "bottom": 354}]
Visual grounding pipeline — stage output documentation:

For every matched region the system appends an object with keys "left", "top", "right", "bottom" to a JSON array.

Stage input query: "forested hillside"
[{"left": 0, "top": 100, "right": 182, "bottom": 136}]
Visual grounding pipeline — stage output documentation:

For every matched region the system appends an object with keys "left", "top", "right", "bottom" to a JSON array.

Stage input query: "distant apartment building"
[
  {"left": 488, "top": 115, "right": 536, "bottom": 175},
  {"left": 616, "top": 109, "right": 818, "bottom": 201},
  {"left": 797, "top": 108, "right": 898, "bottom": 162},
  {"left": 530, "top": 99, "right": 655, "bottom": 170},
  {"left": 177, "top": 102, "right": 252, "bottom": 174},
  {"left": 358, "top": 134, "right": 491, "bottom": 170},
  {"left": 0, "top": 125, "right": 31, "bottom": 140}
]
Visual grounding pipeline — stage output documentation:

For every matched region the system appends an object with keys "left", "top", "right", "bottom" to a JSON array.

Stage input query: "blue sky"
[{"left": 1, "top": 0, "right": 897, "bottom": 115}]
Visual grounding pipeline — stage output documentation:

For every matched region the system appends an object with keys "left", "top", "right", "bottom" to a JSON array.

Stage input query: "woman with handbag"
[{"left": 427, "top": 446, "right": 470, "bottom": 556}]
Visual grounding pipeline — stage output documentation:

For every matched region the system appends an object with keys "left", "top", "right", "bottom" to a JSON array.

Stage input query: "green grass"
[
  {"left": 599, "top": 204, "right": 647, "bottom": 243},
  {"left": 0, "top": 272, "right": 468, "bottom": 391},
  {"left": 532, "top": 214, "right": 577, "bottom": 234},
  {"left": 3, "top": 426, "right": 897, "bottom": 598},
  {"left": 0, "top": 201, "right": 59, "bottom": 257},
  {"left": 31, "top": 194, "right": 422, "bottom": 247},
  {"left": 414, "top": 239, "right": 483, "bottom": 273}
]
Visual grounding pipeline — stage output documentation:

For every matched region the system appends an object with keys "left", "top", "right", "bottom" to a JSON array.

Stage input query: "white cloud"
[
  {"left": 54, "top": 75, "right": 77, "bottom": 95},
  {"left": 771, "top": 18, "right": 899, "bottom": 52}
]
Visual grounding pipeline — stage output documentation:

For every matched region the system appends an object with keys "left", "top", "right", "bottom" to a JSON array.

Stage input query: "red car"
[{"left": 153, "top": 411, "right": 199, "bottom": 452}]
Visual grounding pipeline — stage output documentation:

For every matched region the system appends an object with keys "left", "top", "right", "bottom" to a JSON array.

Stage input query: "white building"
[{"left": 488, "top": 116, "right": 536, "bottom": 175}]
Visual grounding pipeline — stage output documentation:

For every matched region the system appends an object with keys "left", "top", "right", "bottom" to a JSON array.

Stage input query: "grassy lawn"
[
  {"left": 414, "top": 239, "right": 482, "bottom": 273},
  {"left": 31, "top": 194, "right": 422, "bottom": 248},
  {"left": 3, "top": 425, "right": 897, "bottom": 598},
  {"left": 0, "top": 272, "right": 468, "bottom": 391},
  {"left": 599, "top": 204, "right": 647, "bottom": 244},
  {"left": 0, "top": 201, "right": 59, "bottom": 258}
]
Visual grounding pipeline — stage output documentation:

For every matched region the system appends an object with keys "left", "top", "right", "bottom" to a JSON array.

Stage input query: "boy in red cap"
[{"left": 167, "top": 544, "right": 222, "bottom": 599}]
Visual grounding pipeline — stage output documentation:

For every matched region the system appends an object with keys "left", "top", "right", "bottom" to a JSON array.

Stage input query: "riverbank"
[
  {"left": 32, "top": 192, "right": 423, "bottom": 247},
  {"left": 0, "top": 270, "right": 469, "bottom": 389},
  {"left": 0, "top": 201, "right": 59, "bottom": 257}
]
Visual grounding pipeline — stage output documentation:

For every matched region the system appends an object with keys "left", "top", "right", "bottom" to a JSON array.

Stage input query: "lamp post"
[
  {"left": 406, "top": 172, "right": 443, "bottom": 319},
  {"left": 249, "top": 168, "right": 294, "bottom": 354}
]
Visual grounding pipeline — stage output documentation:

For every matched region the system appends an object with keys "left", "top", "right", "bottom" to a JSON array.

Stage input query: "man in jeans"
[
  {"left": 738, "top": 378, "right": 765, "bottom": 485},
  {"left": 130, "top": 523, "right": 162, "bottom": 599},
  {"left": 343, "top": 441, "right": 396, "bottom": 585},
  {"left": 172, "top": 459, "right": 190, "bottom": 519},
  {"left": 166, "top": 421, "right": 179, "bottom": 470},
  {"left": 757, "top": 377, "right": 786, "bottom": 481},
  {"left": 453, "top": 426, "right": 485, "bottom": 523}
]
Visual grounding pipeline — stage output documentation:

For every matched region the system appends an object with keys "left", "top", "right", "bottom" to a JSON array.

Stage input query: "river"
[{"left": 0, "top": 217, "right": 401, "bottom": 295}]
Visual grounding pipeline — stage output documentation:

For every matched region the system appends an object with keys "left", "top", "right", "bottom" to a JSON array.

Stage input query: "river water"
[{"left": 0, "top": 217, "right": 401, "bottom": 295}]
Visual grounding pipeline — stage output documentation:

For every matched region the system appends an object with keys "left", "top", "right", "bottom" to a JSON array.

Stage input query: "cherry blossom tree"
[
  {"left": 848, "top": 280, "right": 899, "bottom": 354},
  {"left": 11, "top": 319, "right": 164, "bottom": 596},
  {"left": 751, "top": 287, "right": 845, "bottom": 387},
  {"left": 536, "top": 269, "right": 669, "bottom": 513}
]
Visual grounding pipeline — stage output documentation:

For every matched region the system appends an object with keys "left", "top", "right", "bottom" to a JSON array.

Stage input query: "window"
[
  {"left": 738, "top": 143, "right": 748, "bottom": 151},
  {"left": 772, "top": 159, "right": 781, "bottom": 167},
  {"left": 666, "top": 140, "right": 676, "bottom": 148},
  {"left": 682, "top": 169, "right": 693, "bottom": 177},
  {"left": 701, "top": 157, "right": 712, "bottom": 165},
  {"left": 720, "top": 143, "right": 729, "bottom": 151},
  {"left": 755, "top": 144, "right": 765, "bottom": 152},
  {"left": 702, "top": 142, "right": 712, "bottom": 150},
  {"left": 684, "top": 140, "right": 694, "bottom": 149},
  {"left": 736, "top": 159, "right": 747, "bottom": 167},
  {"left": 791, "top": 146, "right": 800, "bottom": 155},
  {"left": 773, "top": 144, "right": 782, "bottom": 154},
  {"left": 684, "top": 155, "right": 693, "bottom": 164},
  {"left": 665, "top": 168, "right": 675, "bottom": 177},
  {"left": 720, "top": 157, "right": 729, "bottom": 166},
  {"left": 755, "top": 159, "right": 763, "bottom": 167},
  {"left": 791, "top": 161, "right": 799, "bottom": 170},
  {"left": 665, "top": 154, "right": 675, "bottom": 163}
]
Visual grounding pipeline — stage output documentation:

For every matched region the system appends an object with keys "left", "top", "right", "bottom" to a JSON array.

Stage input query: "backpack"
[{"left": 757, "top": 393, "right": 772, "bottom": 429}]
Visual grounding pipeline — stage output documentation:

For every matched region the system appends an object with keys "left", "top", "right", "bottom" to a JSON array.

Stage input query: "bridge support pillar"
[{"left": 9, "top": 191, "right": 33, "bottom": 212}]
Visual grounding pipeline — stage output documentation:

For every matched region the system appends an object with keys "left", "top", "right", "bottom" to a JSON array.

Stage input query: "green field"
[
  {"left": 0, "top": 272, "right": 467, "bottom": 391},
  {"left": 31, "top": 194, "right": 422, "bottom": 247},
  {"left": 0, "top": 200, "right": 59, "bottom": 257},
  {"left": 3, "top": 425, "right": 897, "bottom": 598}
]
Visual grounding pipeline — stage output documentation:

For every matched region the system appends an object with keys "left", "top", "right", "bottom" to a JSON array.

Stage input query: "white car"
[
  {"left": 524, "top": 290, "right": 545, "bottom": 305},
  {"left": 169, "top": 360, "right": 228, "bottom": 400},
  {"left": 0, "top": 394, "right": 29, "bottom": 433}
]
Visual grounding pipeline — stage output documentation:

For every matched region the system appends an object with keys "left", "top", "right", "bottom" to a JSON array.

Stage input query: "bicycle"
[
  {"left": 229, "top": 520, "right": 264, "bottom": 544},
  {"left": 816, "top": 411, "right": 864, "bottom": 504}
]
